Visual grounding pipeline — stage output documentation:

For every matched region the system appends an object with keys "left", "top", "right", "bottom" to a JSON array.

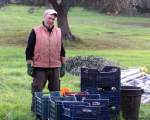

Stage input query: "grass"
[
  {"left": 0, "top": 4, "right": 150, "bottom": 49},
  {"left": 0, "top": 47, "right": 32, "bottom": 120},
  {"left": 0, "top": 5, "right": 44, "bottom": 46},
  {"left": 67, "top": 8, "right": 150, "bottom": 49},
  {"left": 67, "top": 50, "right": 150, "bottom": 69},
  {"left": 0, "top": 47, "right": 150, "bottom": 120},
  {"left": 0, "top": 4, "right": 150, "bottom": 120}
]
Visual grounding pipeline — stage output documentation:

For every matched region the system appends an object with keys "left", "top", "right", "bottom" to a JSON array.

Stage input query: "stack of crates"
[
  {"left": 64, "top": 93, "right": 110, "bottom": 120},
  {"left": 34, "top": 91, "right": 62, "bottom": 120},
  {"left": 49, "top": 93, "right": 110, "bottom": 120},
  {"left": 34, "top": 92, "right": 50, "bottom": 120},
  {"left": 81, "top": 66, "right": 121, "bottom": 119},
  {"left": 63, "top": 104, "right": 107, "bottom": 120},
  {"left": 34, "top": 91, "right": 110, "bottom": 120}
]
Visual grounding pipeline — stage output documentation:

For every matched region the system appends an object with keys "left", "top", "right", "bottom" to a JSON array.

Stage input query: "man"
[{"left": 25, "top": 9, "right": 66, "bottom": 112}]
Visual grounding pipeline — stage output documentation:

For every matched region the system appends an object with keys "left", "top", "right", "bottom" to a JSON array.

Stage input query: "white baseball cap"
[{"left": 43, "top": 9, "right": 57, "bottom": 17}]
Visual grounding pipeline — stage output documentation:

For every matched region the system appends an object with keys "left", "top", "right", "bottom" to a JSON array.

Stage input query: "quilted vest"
[{"left": 33, "top": 25, "right": 62, "bottom": 68}]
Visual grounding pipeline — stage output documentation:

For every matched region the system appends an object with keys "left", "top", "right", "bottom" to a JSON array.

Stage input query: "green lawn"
[
  {"left": 0, "top": 47, "right": 150, "bottom": 120},
  {"left": 0, "top": 4, "right": 150, "bottom": 49},
  {"left": 0, "top": 4, "right": 150, "bottom": 120}
]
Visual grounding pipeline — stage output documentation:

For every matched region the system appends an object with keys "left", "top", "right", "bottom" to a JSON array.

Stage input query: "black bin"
[{"left": 121, "top": 86, "right": 144, "bottom": 120}]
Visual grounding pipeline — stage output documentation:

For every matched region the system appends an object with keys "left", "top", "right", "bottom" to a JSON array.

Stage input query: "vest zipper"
[{"left": 48, "top": 32, "right": 51, "bottom": 66}]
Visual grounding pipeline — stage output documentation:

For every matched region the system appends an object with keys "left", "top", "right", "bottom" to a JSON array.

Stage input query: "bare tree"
[{"left": 49, "top": 0, "right": 78, "bottom": 41}]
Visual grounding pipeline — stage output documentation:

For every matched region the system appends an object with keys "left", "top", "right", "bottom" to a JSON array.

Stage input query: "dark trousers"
[{"left": 31, "top": 68, "right": 60, "bottom": 112}]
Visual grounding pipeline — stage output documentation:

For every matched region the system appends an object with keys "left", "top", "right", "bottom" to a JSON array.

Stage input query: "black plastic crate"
[
  {"left": 97, "top": 91, "right": 120, "bottom": 119},
  {"left": 97, "top": 66, "right": 120, "bottom": 89},
  {"left": 34, "top": 92, "right": 50, "bottom": 120},
  {"left": 81, "top": 68, "right": 98, "bottom": 89},
  {"left": 86, "top": 90, "right": 120, "bottom": 108},
  {"left": 34, "top": 92, "right": 67, "bottom": 120},
  {"left": 49, "top": 96, "right": 77, "bottom": 120},
  {"left": 62, "top": 99, "right": 110, "bottom": 120},
  {"left": 82, "top": 90, "right": 120, "bottom": 119},
  {"left": 83, "top": 99, "right": 110, "bottom": 120},
  {"left": 81, "top": 66, "right": 121, "bottom": 91},
  {"left": 49, "top": 95, "right": 111, "bottom": 120},
  {"left": 100, "top": 91, "right": 120, "bottom": 106},
  {"left": 62, "top": 101, "right": 91, "bottom": 120},
  {"left": 63, "top": 105, "right": 109, "bottom": 120}
]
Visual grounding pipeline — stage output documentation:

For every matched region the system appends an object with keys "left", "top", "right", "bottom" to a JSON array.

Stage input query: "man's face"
[{"left": 44, "top": 14, "right": 56, "bottom": 28}]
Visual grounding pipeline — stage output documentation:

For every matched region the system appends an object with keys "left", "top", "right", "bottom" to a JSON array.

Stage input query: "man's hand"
[
  {"left": 27, "top": 64, "right": 33, "bottom": 77},
  {"left": 60, "top": 64, "right": 65, "bottom": 78}
]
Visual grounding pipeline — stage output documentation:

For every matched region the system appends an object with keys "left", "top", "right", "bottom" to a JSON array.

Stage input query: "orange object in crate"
[{"left": 60, "top": 87, "right": 71, "bottom": 96}]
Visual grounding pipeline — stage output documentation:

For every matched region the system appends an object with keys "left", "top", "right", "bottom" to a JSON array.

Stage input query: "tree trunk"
[
  {"left": 57, "top": 8, "right": 76, "bottom": 40},
  {"left": 49, "top": 0, "right": 78, "bottom": 41}
]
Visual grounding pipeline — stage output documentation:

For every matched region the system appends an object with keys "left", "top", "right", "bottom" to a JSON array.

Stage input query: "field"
[{"left": 0, "top": 4, "right": 150, "bottom": 120}]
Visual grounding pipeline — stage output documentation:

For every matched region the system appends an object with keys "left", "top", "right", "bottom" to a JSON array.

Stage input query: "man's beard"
[{"left": 44, "top": 21, "right": 53, "bottom": 29}]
